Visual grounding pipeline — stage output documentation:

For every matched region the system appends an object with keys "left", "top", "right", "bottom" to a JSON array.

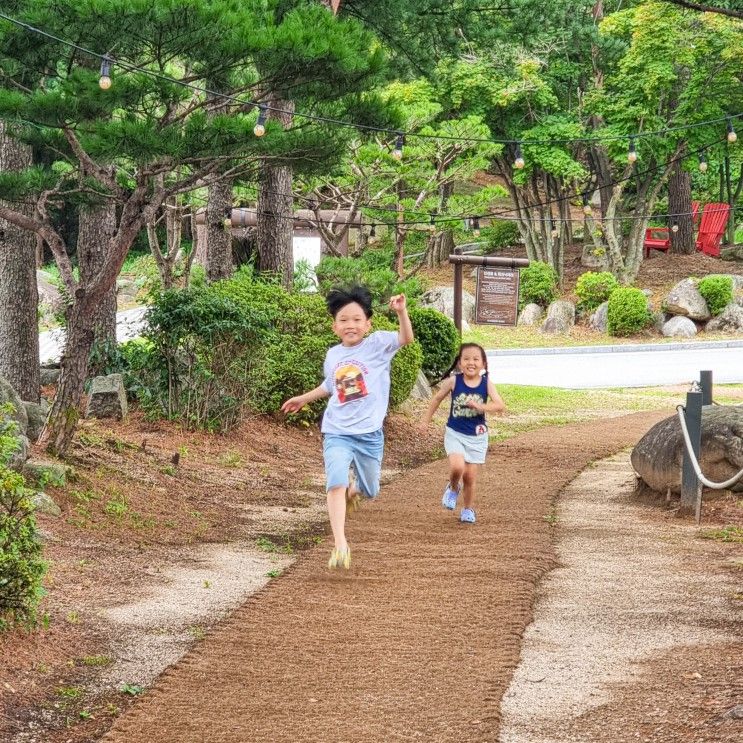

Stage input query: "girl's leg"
[
  {"left": 448, "top": 454, "right": 465, "bottom": 491},
  {"left": 326, "top": 486, "right": 348, "bottom": 550},
  {"left": 461, "top": 463, "right": 480, "bottom": 509}
]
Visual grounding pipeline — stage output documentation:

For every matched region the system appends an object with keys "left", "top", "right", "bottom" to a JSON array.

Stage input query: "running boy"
[
  {"left": 419, "top": 343, "right": 505, "bottom": 524},
  {"left": 281, "top": 286, "right": 413, "bottom": 569}
]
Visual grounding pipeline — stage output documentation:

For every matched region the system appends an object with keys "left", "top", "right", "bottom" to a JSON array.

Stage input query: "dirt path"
[{"left": 97, "top": 412, "right": 667, "bottom": 743}]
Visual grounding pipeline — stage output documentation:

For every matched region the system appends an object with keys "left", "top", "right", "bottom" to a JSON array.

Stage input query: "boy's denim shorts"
[{"left": 323, "top": 429, "right": 384, "bottom": 498}]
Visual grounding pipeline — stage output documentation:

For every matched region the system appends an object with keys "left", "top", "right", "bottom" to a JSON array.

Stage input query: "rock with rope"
[{"left": 631, "top": 405, "right": 743, "bottom": 495}]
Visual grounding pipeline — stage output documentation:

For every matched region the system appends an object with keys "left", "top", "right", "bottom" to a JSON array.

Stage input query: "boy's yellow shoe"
[
  {"left": 328, "top": 546, "right": 351, "bottom": 570},
  {"left": 345, "top": 489, "right": 362, "bottom": 515}
]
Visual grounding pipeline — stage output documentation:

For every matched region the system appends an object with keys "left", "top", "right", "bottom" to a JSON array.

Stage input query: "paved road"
[
  {"left": 39, "top": 307, "right": 148, "bottom": 363},
  {"left": 487, "top": 339, "right": 743, "bottom": 389}
]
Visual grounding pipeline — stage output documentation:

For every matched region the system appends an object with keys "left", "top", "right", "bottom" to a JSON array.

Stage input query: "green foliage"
[
  {"left": 315, "top": 250, "right": 425, "bottom": 306},
  {"left": 697, "top": 275, "right": 733, "bottom": 316},
  {"left": 372, "top": 316, "right": 423, "bottom": 407},
  {"left": 0, "top": 407, "right": 46, "bottom": 632},
  {"left": 519, "top": 262, "right": 558, "bottom": 309},
  {"left": 575, "top": 271, "right": 619, "bottom": 312},
  {"left": 409, "top": 307, "right": 458, "bottom": 383},
  {"left": 481, "top": 221, "right": 520, "bottom": 254},
  {"left": 607, "top": 288, "right": 651, "bottom": 336}
]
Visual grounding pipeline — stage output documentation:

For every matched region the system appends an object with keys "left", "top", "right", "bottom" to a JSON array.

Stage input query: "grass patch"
[{"left": 699, "top": 525, "right": 743, "bottom": 543}]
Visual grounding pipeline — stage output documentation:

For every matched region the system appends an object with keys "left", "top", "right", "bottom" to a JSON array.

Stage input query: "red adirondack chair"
[
  {"left": 643, "top": 201, "right": 700, "bottom": 258},
  {"left": 695, "top": 202, "right": 730, "bottom": 257}
]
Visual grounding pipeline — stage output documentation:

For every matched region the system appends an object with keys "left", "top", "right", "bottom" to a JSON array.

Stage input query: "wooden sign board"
[{"left": 475, "top": 267, "right": 520, "bottom": 325}]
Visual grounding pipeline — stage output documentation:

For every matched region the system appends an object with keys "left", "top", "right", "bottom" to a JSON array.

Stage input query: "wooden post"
[
  {"left": 700, "top": 370, "right": 713, "bottom": 406},
  {"left": 453, "top": 246, "right": 463, "bottom": 334},
  {"left": 680, "top": 383, "right": 703, "bottom": 521}
]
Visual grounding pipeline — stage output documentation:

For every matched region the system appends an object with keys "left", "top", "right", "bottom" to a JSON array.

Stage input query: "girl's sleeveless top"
[{"left": 446, "top": 372, "right": 488, "bottom": 436}]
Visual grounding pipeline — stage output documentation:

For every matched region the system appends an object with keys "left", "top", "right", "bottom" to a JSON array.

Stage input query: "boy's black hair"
[{"left": 326, "top": 285, "right": 374, "bottom": 319}]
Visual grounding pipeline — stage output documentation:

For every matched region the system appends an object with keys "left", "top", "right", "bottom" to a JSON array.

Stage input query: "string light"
[
  {"left": 698, "top": 152, "right": 708, "bottom": 172},
  {"left": 671, "top": 220, "right": 679, "bottom": 233},
  {"left": 514, "top": 142, "right": 525, "bottom": 170},
  {"left": 627, "top": 137, "right": 638, "bottom": 164},
  {"left": 99, "top": 55, "right": 112, "bottom": 90},
  {"left": 471, "top": 216, "right": 481, "bottom": 237},
  {"left": 253, "top": 105, "right": 267, "bottom": 137},
  {"left": 727, "top": 117, "right": 738, "bottom": 144},
  {"left": 391, "top": 132, "right": 405, "bottom": 160}
]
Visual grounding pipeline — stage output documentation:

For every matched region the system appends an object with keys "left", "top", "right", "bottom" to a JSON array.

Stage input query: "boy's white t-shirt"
[{"left": 321, "top": 330, "right": 401, "bottom": 435}]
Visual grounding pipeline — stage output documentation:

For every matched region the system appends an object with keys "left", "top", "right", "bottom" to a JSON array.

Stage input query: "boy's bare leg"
[
  {"left": 462, "top": 463, "right": 479, "bottom": 509},
  {"left": 327, "top": 486, "right": 348, "bottom": 550}
]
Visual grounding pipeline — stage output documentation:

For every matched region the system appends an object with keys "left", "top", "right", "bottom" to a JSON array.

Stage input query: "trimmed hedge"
[
  {"left": 519, "top": 261, "right": 558, "bottom": 309},
  {"left": 575, "top": 271, "right": 619, "bottom": 312},
  {"left": 607, "top": 287, "right": 652, "bottom": 336},
  {"left": 698, "top": 275, "right": 733, "bottom": 317},
  {"left": 409, "top": 307, "right": 458, "bottom": 383}
]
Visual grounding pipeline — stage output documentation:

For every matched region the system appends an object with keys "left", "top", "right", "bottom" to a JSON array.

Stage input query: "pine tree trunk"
[
  {"left": 257, "top": 97, "right": 295, "bottom": 289},
  {"left": 206, "top": 178, "right": 234, "bottom": 282},
  {"left": 77, "top": 192, "right": 117, "bottom": 368},
  {"left": 0, "top": 121, "right": 40, "bottom": 402},
  {"left": 669, "top": 158, "right": 694, "bottom": 254},
  {"left": 39, "top": 298, "right": 95, "bottom": 456}
]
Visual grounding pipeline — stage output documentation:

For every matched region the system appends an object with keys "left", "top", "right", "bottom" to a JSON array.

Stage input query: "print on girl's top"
[
  {"left": 334, "top": 364, "right": 368, "bottom": 404},
  {"left": 452, "top": 392, "right": 485, "bottom": 418}
]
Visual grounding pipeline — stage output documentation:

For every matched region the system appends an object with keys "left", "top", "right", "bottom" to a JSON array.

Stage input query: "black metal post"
[
  {"left": 453, "top": 246, "right": 463, "bottom": 335},
  {"left": 680, "top": 383, "right": 703, "bottom": 519},
  {"left": 700, "top": 370, "right": 713, "bottom": 406}
]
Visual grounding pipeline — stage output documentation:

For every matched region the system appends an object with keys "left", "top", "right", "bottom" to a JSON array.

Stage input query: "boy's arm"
[
  {"left": 389, "top": 294, "right": 413, "bottom": 346},
  {"left": 281, "top": 384, "right": 330, "bottom": 414},
  {"left": 419, "top": 376, "right": 455, "bottom": 427}
]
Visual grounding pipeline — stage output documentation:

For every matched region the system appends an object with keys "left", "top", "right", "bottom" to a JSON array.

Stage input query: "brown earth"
[{"left": 93, "top": 411, "right": 674, "bottom": 743}]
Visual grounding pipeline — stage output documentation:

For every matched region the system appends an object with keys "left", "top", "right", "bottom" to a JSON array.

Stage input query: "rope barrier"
[{"left": 676, "top": 404, "right": 743, "bottom": 489}]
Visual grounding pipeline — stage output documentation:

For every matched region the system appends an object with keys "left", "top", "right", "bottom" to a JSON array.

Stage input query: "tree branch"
[{"left": 661, "top": 0, "right": 743, "bottom": 19}]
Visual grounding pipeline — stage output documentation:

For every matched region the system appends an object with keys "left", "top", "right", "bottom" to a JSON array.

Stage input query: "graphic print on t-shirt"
[
  {"left": 334, "top": 363, "right": 368, "bottom": 404},
  {"left": 452, "top": 392, "right": 484, "bottom": 418}
]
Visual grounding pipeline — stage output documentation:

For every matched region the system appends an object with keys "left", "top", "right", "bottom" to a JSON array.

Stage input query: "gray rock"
[
  {"left": 40, "top": 366, "right": 61, "bottom": 386},
  {"left": 31, "top": 492, "right": 61, "bottom": 518},
  {"left": 0, "top": 373, "right": 28, "bottom": 435},
  {"left": 408, "top": 370, "right": 433, "bottom": 401},
  {"left": 419, "top": 286, "right": 476, "bottom": 323},
  {"left": 653, "top": 311, "right": 670, "bottom": 333},
  {"left": 662, "top": 315, "right": 698, "bottom": 338},
  {"left": 631, "top": 405, "right": 743, "bottom": 494},
  {"left": 86, "top": 373, "right": 128, "bottom": 420},
  {"left": 36, "top": 269, "right": 64, "bottom": 313},
  {"left": 116, "top": 278, "right": 138, "bottom": 298},
  {"left": 23, "top": 459, "right": 75, "bottom": 487},
  {"left": 722, "top": 705, "right": 743, "bottom": 720},
  {"left": 541, "top": 300, "right": 575, "bottom": 334},
  {"left": 580, "top": 244, "right": 607, "bottom": 269},
  {"left": 8, "top": 434, "right": 30, "bottom": 471},
  {"left": 665, "top": 278, "right": 710, "bottom": 321},
  {"left": 705, "top": 303, "right": 743, "bottom": 333},
  {"left": 517, "top": 303, "right": 544, "bottom": 327},
  {"left": 720, "top": 246, "right": 743, "bottom": 262},
  {"left": 589, "top": 302, "right": 609, "bottom": 333},
  {"left": 23, "top": 399, "right": 50, "bottom": 443}
]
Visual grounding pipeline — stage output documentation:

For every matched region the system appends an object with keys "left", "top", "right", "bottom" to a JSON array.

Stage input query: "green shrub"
[
  {"left": 519, "top": 261, "right": 558, "bottom": 309},
  {"left": 0, "top": 406, "right": 46, "bottom": 632},
  {"left": 482, "top": 221, "right": 520, "bottom": 254},
  {"left": 575, "top": 271, "right": 619, "bottom": 312},
  {"left": 698, "top": 275, "right": 733, "bottom": 316},
  {"left": 409, "top": 307, "right": 458, "bottom": 383},
  {"left": 607, "top": 287, "right": 652, "bottom": 336},
  {"left": 372, "top": 316, "right": 423, "bottom": 407}
]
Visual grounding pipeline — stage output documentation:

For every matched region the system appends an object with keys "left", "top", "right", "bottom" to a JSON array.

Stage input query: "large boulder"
[
  {"left": 589, "top": 302, "right": 609, "bottom": 333},
  {"left": 631, "top": 405, "right": 743, "bottom": 494},
  {"left": 0, "top": 373, "right": 28, "bottom": 435},
  {"left": 408, "top": 370, "right": 433, "bottom": 401},
  {"left": 541, "top": 300, "right": 575, "bottom": 334},
  {"left": 36, "top": 270, "right": 64, "bottom": 313},
  {"left": 517, "top": 303, "right": 543, "bottom": 327},
  {"left": 419, "top": 286, "right": 476, "bottom": 323},
  {"left": 86, "top": 373, "right": 128, "bottom": 420},
  {"left": 23, "top": 398, "right": 50, "bottom": 443},
  {"left": 705, "top": 303, "right": 743, "bottom": 333},
  {"left": 664, "top": 279, "right": 710, "bottom": 321},
  {"left": 662, "top": 315, "right": 697, "bottom": 338}
]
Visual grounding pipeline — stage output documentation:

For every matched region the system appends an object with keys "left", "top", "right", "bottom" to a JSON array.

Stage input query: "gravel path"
[{"left": 100, "top": 412, "right": 667, "bottom": 743}]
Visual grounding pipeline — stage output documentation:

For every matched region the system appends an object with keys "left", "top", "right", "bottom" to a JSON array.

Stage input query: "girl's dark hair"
[
  {"left": 326, "top": 285, "right": 373, "bottom": 319},
  {"left": 440, "top": 343, "right": 488, "bottom": 382}
]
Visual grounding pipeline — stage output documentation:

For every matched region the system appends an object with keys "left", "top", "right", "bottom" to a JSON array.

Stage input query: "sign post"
[
  {"left": 449, "top": 253, "right": 530, "bottom": 332},
  {"left": 475, "top": 267, "right": 520, "bottom": 325}
]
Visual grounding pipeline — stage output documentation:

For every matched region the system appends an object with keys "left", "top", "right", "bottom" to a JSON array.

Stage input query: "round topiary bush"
[
  {"left": 575, "top": 271, "right": 619, "bottom": 312},
  {"left": 698, "top": 275, "right": 733, "bottom": 317},
  {"left": 519, "top": 261, "right": 558, "bottom": 309},
  {"left": 409, "top": 307, "right": 458, "bottom": 384},
  {"left": 372, "top": 315, "right": 423, "bottom": 407},
  {"left": 482, "top": 220, "right": 520, "bottom": 254},
  {"left": 607, "top": 287, "right": 652, "bottom": 336}
]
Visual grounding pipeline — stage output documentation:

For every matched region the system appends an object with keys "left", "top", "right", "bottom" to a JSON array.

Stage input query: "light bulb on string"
[
  {"left": 472, "top": 217, "right": 481, "bottom": 237},
  {"left": 727, "top": 118, "right": 737, "bottom": 144},
  {"left": 514, "top": 142, "right": 525, "bottom": 170},
  {"left": 253, "top": 105, "right": 267, "bottom": 137},
  {"left": 627, "top": 137, "right": 638, "bottom": 164},
  {"left": 392, "top": 132, "right": 405, "bottom": 160},
  {"left": 699, "top": 152, "right": 708, "bottom": 173},
  {"left": 99, "top": 56, "right": 112, "bottom": 90},
  {"left": 671, "top": 220, "right": 679, "bottom": 233},
  {"left": 223, "top": 207, "right": 232, "bottom": 229}
]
